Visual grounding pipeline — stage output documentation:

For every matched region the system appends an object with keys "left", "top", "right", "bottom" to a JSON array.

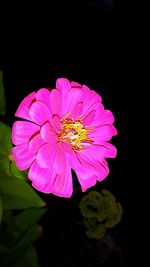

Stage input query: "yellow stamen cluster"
[{"left": 57, "top": 114, "right": 93, "bottom": 152}]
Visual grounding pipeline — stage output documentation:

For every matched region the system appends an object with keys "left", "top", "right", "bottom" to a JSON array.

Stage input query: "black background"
[{"left": 1, "top": 0, "right": 133, "bottom": 266}]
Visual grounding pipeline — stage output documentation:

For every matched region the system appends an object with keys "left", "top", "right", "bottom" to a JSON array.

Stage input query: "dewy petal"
[
  {"left": 29, "top": 101, "right": 52, "bottom": 125},
  {"left": 50, "top": 89, "right": 61, "bottom": 116},
  {"left": 40, "top": 122, "right": 56, "bottom": 142},
  {"left": 36, "top": 88, "right": 51, "bottom": 108},
  {"left": 36, "top": 142, "right": 56, "bottom": 168},
  {"left": 15, "top": 92, "right": 36, "bottom": 120},
  {"left": 12, "top": 144, "right": 35, "bottom": 171},
  {"left": 12, "top": 121, "right": 40, "bottom": 145}
]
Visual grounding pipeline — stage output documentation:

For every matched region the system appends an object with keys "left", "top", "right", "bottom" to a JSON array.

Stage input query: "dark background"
[{"left": 1, "top": 0, "right": 133, "bottom": 266}]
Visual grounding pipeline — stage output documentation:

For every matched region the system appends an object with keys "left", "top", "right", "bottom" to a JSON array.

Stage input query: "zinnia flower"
[{"left": 12, "top": 78, "right": 117, "bottom": 198}]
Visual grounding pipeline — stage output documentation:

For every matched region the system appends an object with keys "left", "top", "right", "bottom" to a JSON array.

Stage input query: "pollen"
[{"left": 57, "top": 114, "right": 93, "bottom": 152}]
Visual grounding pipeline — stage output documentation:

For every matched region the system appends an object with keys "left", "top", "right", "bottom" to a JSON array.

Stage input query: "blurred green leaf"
[
  {"left": 14, "top": 208, "right": 47, "bottom": 233},
  {"left": 84, "top": 217, "right": 106, "bottom": 239},
  {"left": 0, "top": 245, "right": 8, "bottom": 253},
  {"left": 0, "top": 173, "right": 46, "bottom": 210},
  {"left": 10, "top": 161, "right": 28, "bottom": 180},
  {"left": 0, "top": 225, "right": 41, "bottom": 267},
  {"left": 79, "top": 190, "right": 123, "bottom": 239},
  {"left": 8, "top": 208, "right": 47, "bottom": 243},
  {"left": 0, "top": 121, "right": 28, "bottom": 180},
  {"left": 0, "top": 71, "right": 6, "bottom": 116},
  {"left": 0, "top": 195, "right": 3, "bottom": 224},
  {"left": 0, "top": 122, "right": 12, "bottom": 156},
  {"left": 12, "top": 245, "right": 40, "bottom": 267}
]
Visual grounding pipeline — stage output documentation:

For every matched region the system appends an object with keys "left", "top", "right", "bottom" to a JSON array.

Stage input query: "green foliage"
[
  {"left": 84, "top": 217, "right": 106, "bottom": 239},
  {"left": 0, "top": 195, "right": 3, "bottom": 224},
  {"left": 0, "top": 122, "right": 27, "bottom": 179},
  {"left": 79, "top": 190, "right": 123, "bottom": 239},
  {"left": 12, "top": 245, "right": 40, "bottom": 267},
  {"left": 0, "top": 119, "right": 47, "bottom": 267},
  {"left": 0, "top": 71, "right": 6, "bottom": 116},
  {"left": 0, "top": 173, "right": 46, "bottom": 210}
]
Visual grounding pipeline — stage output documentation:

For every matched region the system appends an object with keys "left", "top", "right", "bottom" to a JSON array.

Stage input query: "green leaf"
[
  {"left": 0, "top": 153, "right": 11, "bottom": 175},
  {"left": 0, "top": 195, "right": 3, "bottom": 224},
  {"left": 0, "top": 71, "right": 6, "bottom": 116},
  {"left": 12, "top": 245, "right": 40, "bottom": 267},
  {"left": 0, "top": 226, "right": 41, "bottom": 267},
  {"left": 14, "top": 208, "right": 47, "bottom": 233},
  {"left": 0, "top": 121, "right": 12, "bottom": 156},
  {"left": 0, "top": 121, "right": 29, "bottom": 180},
  {"left": 0, "top": 173, "right": 46, "bottom": 210},
  {"left": 0, "top": 245, "right": 8, "bottom": 253},
  {"left": 10, "top": 161, "right": 28, "bottom": 180}
]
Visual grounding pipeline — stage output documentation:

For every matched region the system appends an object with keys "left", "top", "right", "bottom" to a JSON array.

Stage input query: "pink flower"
[{"left": 12, "top": 78, "right": 117, "bottom": 198}]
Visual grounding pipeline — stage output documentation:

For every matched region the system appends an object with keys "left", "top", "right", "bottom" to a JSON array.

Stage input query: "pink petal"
[
  {"left": 104, "top": 142, "right": 117, "bottom": 158},
  {"left": 12, "top": 121, "right": 40, "bottom": 145},
  {"left": 73, "top": 102, "right": 83, "bottom": 120},
  {"left": 53, "top": 145, "right": 66, "bottom": 173},
  {"left": 28, "top": 160, "right": 52, "bottom": 186},
  {"left": 50, "top": 89, "right": 61, "bottom": 116},
  {"left": 69, "top": 151, "right": 109, "bottom": 191},
  {"left": 81, "top": 84, "right": 91, "bottom": 97},
  {"left": 52, "top": 114, "right": 61, "bottom": 130},
  {"left": 30, "top": 150, "right": 73, "bottom": 197},
  {"left": 12, "top": 144, "right": 35, "bottom": 171},
  {"left": 29, "top": 102, "right": 52, "bottom": 125},
  {"left": 40, "top": 122, "right": 56, "bottom": 142},
  {"left": 98, "top": 110, "right": 115, "bottom": 125},
  {"left": 79, "top": 144, "right": 106, "bottom": 162},
  {"left": 56, "top": 78, "right": 71, "bottom": 92},
  {"left": 29, "top": 162, "right": 60, "bottom": 194},
  {"left": 112, "top": 125, "right": 117, "bottom": 136},
  {"left": 82, "top": 88, "right": 102, "bottom": 113},
  {"left": 15, "top": 92, "right": 36, "bottom": 120},
  {"left": 96, "top": 160, "right": 110, "bottom": 182},
  {"left": 91, "top": 110, "right": 115, "bottom": 127},
  {"left": 36, "top": 88, "right": 51, "bottom": 108},
  {"left": 56, "top": 78, "right": 71, "bottom": 116},
  {"left": 36, "top": 142, "right": 56, "bottom": 168},
  {"left": 52, "top": 165, "right": 73, "bottom": 198},
  {"left": 83, "top": 110, "right": 96, "bottom": 125},
  {"left": 70, "top": 81, "right": 82, "bottom": 88},
  {"left": 28, "top": 133, "right": 45, "bottom": 153},
  {"left": 64, "top": 88, "right": 83, "bottom": 117},
  {"left": 89, "top": 125, "right": 116, "bottom": 143},
  {"left": 61, "top": 142, "right": 72, "bottom": 158},
  {"left": 69, "top": 151, "right": 97, "bottom": 191}
]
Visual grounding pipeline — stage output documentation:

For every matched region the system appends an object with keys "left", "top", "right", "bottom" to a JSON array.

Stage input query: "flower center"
[{"left": 57, "top": 113, "right": 93, "bottom": 152}]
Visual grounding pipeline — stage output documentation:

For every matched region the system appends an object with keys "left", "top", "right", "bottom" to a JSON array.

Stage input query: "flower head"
[{"left": 12, "top": 78, "right": 117, "bottom": 198}]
